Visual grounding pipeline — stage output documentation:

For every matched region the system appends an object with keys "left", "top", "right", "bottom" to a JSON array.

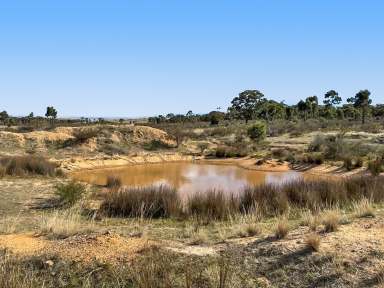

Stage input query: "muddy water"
[{"left": 72, "top": 162, "right": 306, "bottom": 197}]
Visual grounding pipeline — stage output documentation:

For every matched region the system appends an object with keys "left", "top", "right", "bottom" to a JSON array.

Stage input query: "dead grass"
[
  {"left": 234, "top": 223, "right": 261, "bottom": 238},
  {"left": 301, "top": 210, "right": 320, "bottom": 231},
  {"left": 352, "top": 198, "right": 375, "bottom": 218},
  {"left": 274, "top": 217, "right": 290, "bottom": 239},
  {"left": 101, "top": 185, "right": 181, "bottom": 218},
  {"left": 305, "top": 233, "right": 321, "bottom": 252},
  {"left": 39, "top": 210, "right": 94, "bottom": 239},
  {"left": 321, "top": 209, "right": 341, "bottom": 232},
  {"left": 0, "top": 156, "right": 57, "bottom": 177}
]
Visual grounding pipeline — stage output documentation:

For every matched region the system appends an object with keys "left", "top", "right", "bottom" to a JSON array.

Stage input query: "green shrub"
[
  {"left": 55, "top": 181, "right": 86, "bottom": 207},
  {"left": 247, "top": 122, "right": 267, "bottom": 142},
  {"left": 214, "top": 146, "right": 247, "bottom": 158}
]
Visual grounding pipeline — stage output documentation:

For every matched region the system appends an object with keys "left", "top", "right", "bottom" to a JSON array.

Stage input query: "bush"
[
  {"left": 55, "top": 181, "right": 87, "bottom": 207},
  {"left": 72, "top": 128, "right": 99, "bottom": 144},
  {"left": 100, "top": 144, "right": 130, "bottom": 155},
  {"left": 143, "top": 140, "right": 173, "bottom": 151},
  {"left": 247, "top": 122, "right": 267, "bottom": 142},
  {"left": 0, "top": 156, "right": 57, "bottom": 176},
  {"left": 368, "top": 158, "right": 384, "bottom": 176},
  {"left": 214, "top": 146, "right": 247, "bottom": 158}
]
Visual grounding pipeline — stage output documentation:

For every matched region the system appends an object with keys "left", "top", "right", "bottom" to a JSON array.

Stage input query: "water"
[{"left": 71, "top": 162, "right": 304, "bottom": 197}]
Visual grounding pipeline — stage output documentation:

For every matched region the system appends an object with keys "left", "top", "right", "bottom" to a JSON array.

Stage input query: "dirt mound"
[
  {"left": 0, "top": 125, "right": 176, "bottom": 156},
  {"left": 0, "top": 233, "right": 157, "bottom": 265}
]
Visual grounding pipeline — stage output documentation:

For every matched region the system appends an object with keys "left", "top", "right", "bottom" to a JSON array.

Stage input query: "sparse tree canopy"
[
  {"left": 324, "top": 90, "right": 342, "bottom": 107},
  {"left": 347, "top": 90, "right": 372, "bottom": 124},
  {"left": 229, "top": 90, "right": 266, "bottom": 123}
]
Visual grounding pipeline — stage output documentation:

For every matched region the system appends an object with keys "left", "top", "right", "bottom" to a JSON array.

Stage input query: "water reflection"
[{"left": 71, "top": 162, "right": 304, "bottom": 196}]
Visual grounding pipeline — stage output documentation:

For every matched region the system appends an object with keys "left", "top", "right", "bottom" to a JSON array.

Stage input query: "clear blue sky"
[{"left": 0, "top": 1, "right": 383, "bottom": 118}]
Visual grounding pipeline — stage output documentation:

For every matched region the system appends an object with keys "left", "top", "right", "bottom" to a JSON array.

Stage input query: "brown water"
[{"left": 72, "top": 162, "right": 305, "bottom": 197}]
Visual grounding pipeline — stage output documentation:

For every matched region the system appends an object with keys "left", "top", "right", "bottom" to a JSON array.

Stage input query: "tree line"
[{"left": 149, "top": 89, "right": 383, "bottom": 125}]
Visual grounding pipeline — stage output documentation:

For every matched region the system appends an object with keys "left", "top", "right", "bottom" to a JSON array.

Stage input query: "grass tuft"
[
  {"left": 322, "top": 210, "right": 341, "bottom": 232},
  {"left": 305, "top": 233, "right": 321, "bottom": 252},
  {"left": 274, "top": 217, "right": 290, "bottom": 239}
]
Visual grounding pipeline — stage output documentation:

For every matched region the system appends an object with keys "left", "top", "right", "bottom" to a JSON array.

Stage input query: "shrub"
[
  {"left": 101, "top": 185, "right": 181, "bottom": 218},
  {"left": 343, "top": 156, "right": 364, "bottom": 171},
  {"left": 368, "top": 158, "right": 383, "bottom": 176},
  {"left": 106, "top": 175, "right": 122, "bottom": 188},
  {"left": 72, "top": 128, "right": 99, "bottom": 144},
  {"left": 55, "top": 181, "right": 86, "bottom": 207},
  {"left": 100, "top": 144, "right": 130, "bottom": 155},
  {"left": 274, "top": 218, "right": 289, "bottom": 239},
  {"left": 247, "top": 122, "right": 267, "bottom": 142},
  {"left": 143, "top": 140, "right": 173, "bottom": 151},
  {"left": 305, "top": 233, "right": 320, "bottom": 252},
  {"left": 214, "top": 146, "right": 247, "bottom": 158},
  {"left": 0, "top": 156, "right": 57, "bottom": 176}
]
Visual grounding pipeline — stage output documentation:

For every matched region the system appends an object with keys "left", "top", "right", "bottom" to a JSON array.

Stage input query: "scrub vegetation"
[{"left": 0, "top": 90, "right": 383, "bottom": 287}]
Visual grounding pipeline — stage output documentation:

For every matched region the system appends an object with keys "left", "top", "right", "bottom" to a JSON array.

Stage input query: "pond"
[{"left": 71, "top": 162, "right": 307, "bottom": 197}]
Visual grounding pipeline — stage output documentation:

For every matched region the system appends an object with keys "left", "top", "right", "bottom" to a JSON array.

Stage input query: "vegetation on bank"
[
  {"left": 0, "top": 156, "right": 59, "bottom": 177},
  {"left": 100, "top": 176, "right": 384, "bottom": 220}
]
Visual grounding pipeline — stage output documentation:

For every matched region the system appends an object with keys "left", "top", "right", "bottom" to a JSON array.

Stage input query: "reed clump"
[
  {"left": 101, "top": 185, "right": 181, "bottom": 218},
  {"left": 101, "top": 176, "right": 384, "bottom": 220}
]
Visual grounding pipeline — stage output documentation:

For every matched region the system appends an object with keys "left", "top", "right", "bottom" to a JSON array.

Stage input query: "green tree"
[
  {"left": 347, "top": 90, "right": 372, "bottom": 124},
  {"left": 258, "top": 100, "right": 285, "bottom": 121},
  {"left": 45, "top": 106, "right": 57, "bottom": 119},
  {"left": 323, "top": 90, "right": 342, "bottom": 108},
  {"left": 305, "top": 96, "right": 319, "bottom": 118},
  {"left": 0, "top": 111, "right": 9, "bottom": 124},
  {"left": 297, "top": 100, "right": 309, "bottom": 120},
  {"left": 229, "top": 90, "right": 266, "bottom": 123}
]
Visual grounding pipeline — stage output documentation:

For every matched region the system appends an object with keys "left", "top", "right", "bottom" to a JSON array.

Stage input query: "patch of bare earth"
[
  {"left": 0, "top": 232, "right": 157, "bottom": 265},
  {"left": 225, "top": 216, "right": 384, "bottom": 287}
]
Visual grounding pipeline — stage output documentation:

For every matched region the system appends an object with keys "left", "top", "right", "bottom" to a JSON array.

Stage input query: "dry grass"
[
  {"left": 352, "top": 198, "right": 375, "bottom": 218},
  {"left": 321, "top": 209, "right": 341, "bottom": 232},
  {"left": 39, "top": 210, "right": 94, "bottom": 239},
  {"left": 274, "top": 217, "right": 290, "bottom": 239},
  {"left": 186, "top": 191, "right": 239, "bottom": 220},
  {"left": 301, "top": 210, "right": 320, "bottom": 231},
  {"left": 101, "top": 185, "right": 181, "bottom": 218},
  {"left": 305, "top": 233, "right": 321, "bottom": 252},
  {"left": 234, "top": 223, "right": 261, "bottom": 238},
  {"left": 0, "top": 156, "right": 57, "bottom": 177}
]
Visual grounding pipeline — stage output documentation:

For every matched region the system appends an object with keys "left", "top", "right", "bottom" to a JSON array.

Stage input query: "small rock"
[{"left": 45, "top": 260, "right": 54, "bottom": 267}]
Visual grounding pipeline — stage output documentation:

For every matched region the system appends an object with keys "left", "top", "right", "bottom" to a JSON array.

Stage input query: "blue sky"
[{"left": 0, "top": 1, "right": 383, "bottom": 117}]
